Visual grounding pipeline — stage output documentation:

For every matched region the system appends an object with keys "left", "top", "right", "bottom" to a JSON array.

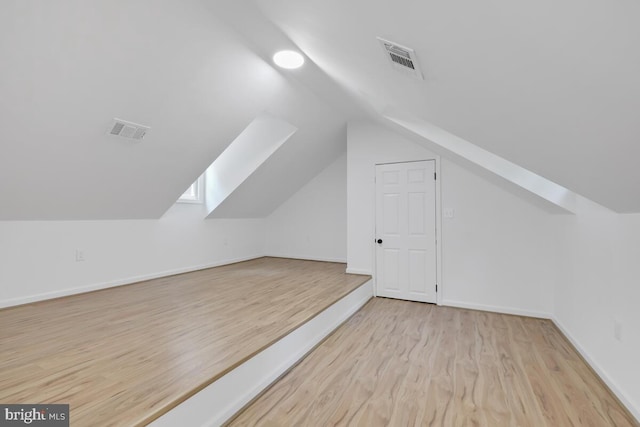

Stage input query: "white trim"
[
  {"left": 433, "top": 156, "right": 443, "bottom": 305},
  {"left": 371, "top": 160, "right": 378, "bottom": 296},
  {"left": 149, "top": 280, "right": 373, "bottom": 427},
  {"left": 346, "top": 267, "right": 372, "bottom": 275},
  {"left": 0, "top": 254, "right": 264, "bottom": 309},
  {"left": 552, "top": 317, "right": 640, "bottom": 423},
  {"left": 177, "top": 174, "right": 205, "bottom": 204},
  {"left": 442, "top": 299, "right": 551, "bottom": 319},
  {"left": 382, "top": 111, "right": 578, "bottom": 214},
  {"left": 265, "top": 254, "right": 347, "bottom": 263}
]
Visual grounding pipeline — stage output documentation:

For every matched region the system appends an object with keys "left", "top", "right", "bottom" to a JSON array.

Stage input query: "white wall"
[
  {"left": 553, "top": 200, "right": 640, "bottom": 420},
  {"left": 347, "top": 122, "right": 436, "bottom": 275},
  {"left": 1, "top": 150, "right": 349, "bottom": 307},
  {"left": 2, "top": 118, "right": 637, "bottom": 418},
  {"left": 0, "top": 204, "right": 264, "bottom": 307},
  {"left": 265, "top": 153, "right": 347, "bottom": 262},
  {"left": 347, "top": 120, "right": 554, "bottom": 317},
  {"left": 441, "top": 160, "right": 555, "bottom": 317},
  {"left": 347, "top": 120, "right": 640, "bottom": 418}
]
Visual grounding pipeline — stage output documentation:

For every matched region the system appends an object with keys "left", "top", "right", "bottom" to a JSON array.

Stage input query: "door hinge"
[
  {"left": 434, "top": 172, "right": 437, "bottom": 180},
  {"left": 436, "top": 284, "right": 438, "bottom": 292}
]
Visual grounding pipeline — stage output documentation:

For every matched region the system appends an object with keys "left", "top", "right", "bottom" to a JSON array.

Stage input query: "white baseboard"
[
  {"left": 149, "top": 280, "right": 374, "bottom": 427},
  {"left": 345, "top": 267, "right": 372, "bottom": 276},
  {"left": 442, "top": 299, "right": 551, "bottom": 319},
  {"left": 265, "top": 253, "right": 347, "bottom": 263},
  {"left": 552, "top": 317, "right": 640, "bottom": 423},
  {"left": 0, "top": 254, "right": 264, "bottom": 309}
]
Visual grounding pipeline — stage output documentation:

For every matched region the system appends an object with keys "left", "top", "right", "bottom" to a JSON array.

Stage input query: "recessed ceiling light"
[{"left": 273, "top": 50, "right": 305, "bottom": 69}]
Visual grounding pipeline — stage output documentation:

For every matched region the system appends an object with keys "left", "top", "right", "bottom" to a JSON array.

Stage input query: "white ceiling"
[
  {"left": 254, "top": 0, "right": 640, "bottom": 212},
  {"left": 0, "top": 0, "right": 361, "bottom": 220},
  {"left": 2, "top": 0, "right": 639, "bottom": 220}
]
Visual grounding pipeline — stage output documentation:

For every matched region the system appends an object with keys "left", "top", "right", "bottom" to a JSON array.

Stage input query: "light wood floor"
[
  {"left": 0, "top": 257, "right": 370, "bottom": 427},
  {"left": 231, "top": 298, "right": 638, "bottom": 427}
]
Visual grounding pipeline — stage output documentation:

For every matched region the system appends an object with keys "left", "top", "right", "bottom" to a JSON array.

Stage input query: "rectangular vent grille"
[
  {"left": 389, "top": 53, "right": 415, "bottom": 70},
  {"left": 107, "top": 118, "right": 150, "bottom": 140},
  {"left": 377, "top": 37, "right": 423, "bottom": 80}
]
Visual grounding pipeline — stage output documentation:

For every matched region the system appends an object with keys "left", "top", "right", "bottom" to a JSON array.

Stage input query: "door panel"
[
  {"left": 408, "top": 192, "right": 426, "bottom": 235},
  {"left": 382, "top": 193, "right": 400, "bottom": 235},
  {"left": 382, "top": 170, "right": 400, "bottom": 184},
  {"left": 407, "top": 168, "right": 425, "bottom": 183},
  {"left": 382, "top": 249, "right": 401, "bottom": 292},
  {"left": 408, "top": 249, "right": 427, "bottom": 294},
  {"left": 375, "top": 160, "right": 437, "bottom": 303}
]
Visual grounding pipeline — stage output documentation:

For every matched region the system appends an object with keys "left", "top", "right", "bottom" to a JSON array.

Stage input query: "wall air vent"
[
  {"left": 107, "top": 118, "right": 150, "bottom": 140},
  {"left": 377, "top": 37, "right": 423, "bottom": 80}
]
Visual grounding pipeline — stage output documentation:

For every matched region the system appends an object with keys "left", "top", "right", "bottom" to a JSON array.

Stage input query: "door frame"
[{"left": 373, "top": 157, "right": 443, "bottom": 305}]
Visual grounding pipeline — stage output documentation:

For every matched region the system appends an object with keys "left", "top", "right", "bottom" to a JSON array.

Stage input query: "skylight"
[{"left": 178, "top": 174, "right": 204, "bottom": 204}]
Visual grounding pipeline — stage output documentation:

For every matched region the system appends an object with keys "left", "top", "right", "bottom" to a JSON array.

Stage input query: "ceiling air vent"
[
  {"left": 107, "top": 118, "right": 150, "bottom": 140},
  {"left": 377, "top": 37, "right": 423, "bottom": 80}
]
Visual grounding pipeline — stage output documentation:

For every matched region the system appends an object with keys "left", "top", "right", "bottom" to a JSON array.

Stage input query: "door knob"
[{"left": 377, "top": 239, "right": 383, "bottom": 244}]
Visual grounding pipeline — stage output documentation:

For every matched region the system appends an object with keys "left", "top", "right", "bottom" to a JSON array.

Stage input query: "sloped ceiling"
[
  {"left": 3, "top": 0, "right": 638, "bottom": 220},
  {"left": 254, "top": 0, "right": 640, "bottom": 212},
  {"left": 0, "top": 0, "right": 362, "bottom": 220},
  {"left": 204, "top": 0, "right": 362, "bottom": 218}
]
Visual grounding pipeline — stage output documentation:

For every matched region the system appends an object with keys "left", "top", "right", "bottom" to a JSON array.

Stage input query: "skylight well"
[
  {"left": 205, "top": 113, "right": 298, "bottom": 218},
  {"left": 178, "top": 174, "right": 204, "bottom": 204},
  {"left": 173, "top": 113, "right": 297, "bottom": 215}
]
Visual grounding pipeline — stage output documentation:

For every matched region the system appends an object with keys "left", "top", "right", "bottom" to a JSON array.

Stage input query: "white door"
[{"left": 375, "top": 160, "right": 437, "bottom": 303}]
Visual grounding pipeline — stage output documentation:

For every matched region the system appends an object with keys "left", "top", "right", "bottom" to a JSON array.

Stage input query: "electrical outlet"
[
  {"left": 75, "top": 249, "right": 85, "bottom": 262},
  {"left": 444, "top": 208, "right": 455, "bottom": 219}
]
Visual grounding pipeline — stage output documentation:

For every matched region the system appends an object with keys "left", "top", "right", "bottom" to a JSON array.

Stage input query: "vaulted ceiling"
[
  {"left": 254, "top": 0, "right": 640, "bottom": 212},
  {"left": 0, "top": 0, "right": 361, "bottom": 220},
  {"left": 1, "top": 0, "right": 639, "bottom": 220}
]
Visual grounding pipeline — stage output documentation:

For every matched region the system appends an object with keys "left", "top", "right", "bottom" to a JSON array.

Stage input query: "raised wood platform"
[
  {"left": 231, "top": 298, "right": 638, "bottom": 427},
  {"left": 0, "top": 257, "right": 370, "bottom": 426}
]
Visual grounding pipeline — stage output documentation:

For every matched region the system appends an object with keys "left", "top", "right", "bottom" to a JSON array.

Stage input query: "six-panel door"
[{"left": 375, "top": 160, "right": 437, "bottom": 303}]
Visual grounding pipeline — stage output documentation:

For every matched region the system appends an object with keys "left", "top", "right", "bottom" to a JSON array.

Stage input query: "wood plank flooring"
[
  {"left": 231, "top": 297, "right": 638, "bottom": 427},
  {"left": 0, "top": 257, "right": 370, "bottom": 427}
]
